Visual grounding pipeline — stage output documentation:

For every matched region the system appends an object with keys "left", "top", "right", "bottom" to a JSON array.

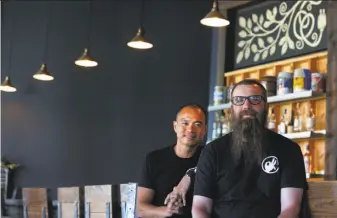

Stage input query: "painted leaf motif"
[
  {"left": 273, "top": 6, "right": 277, "bottom": 16},
  {"left": 239, "top": 17, "right": 246, "bottom": 28},
  {"left": 288, "top": 39, "right": 295, "bottom": 49},
  {"left": 270, "top": 45, "right": 276, "bottom": 55},
  {"left": 267, "top": 36, "right": 274, "bottom": 44},
  {"left": 262, "top": 50, "right": 268, "bottom": 60},
  {"left": 252, "top": 14, "right": 258, "bottom": 23},
  {"left": 238, "top": 40, "right": 245, "bottom": 48},
  {"left": 263, "top": 21, "right": 271, "bottom": 28},
  {"left": 281, "top": 43, "right": 288, "bottom": 55},
  {"left": 259, "top": 14, "right": 264, "bottom": 24},
  {"left": 251, "top": 44, "right": 258, "bottom": 53},
  {"left": 247, "top": 18, "right": 252, "bottom": 29},
  {"left": 266, "top": 9, "right": 273, "bottom": 20},
  {"left": 279, "top": 36, "right": 286, "bottom": 46},
  {"left": 254, "top": 53, "right": 260, "bottom": 62},
  {"left": 245, "top": 48, "right": 251, "bottom": 60},
  {"left": 239, "top": 30, "right": 247, "bottom": 38},
  {"left": 236, "top": 51, "right": 244, "bottom": 64},
  {"left": 253, "top": 26, "right": 259, "bottom": 32},
  {"left": 258, "top": 38, "right": 265, "bottom": 48}
]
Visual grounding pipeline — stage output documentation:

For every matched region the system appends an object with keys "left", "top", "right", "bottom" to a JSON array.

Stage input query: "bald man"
[{"left": 137, "top": 104, "right": 207, "bottom": 218}]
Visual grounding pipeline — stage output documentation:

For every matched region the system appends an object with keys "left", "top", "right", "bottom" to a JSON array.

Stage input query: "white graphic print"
[
  {"left": 261, "top": 156, "right": 279, "bottom": 174},
  {"left": 235, "top": 1, "right": 327, "bottom": 64}
]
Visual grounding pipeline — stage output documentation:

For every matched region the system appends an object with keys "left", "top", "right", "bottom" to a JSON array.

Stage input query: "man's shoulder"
[
  {"left": 145, "top": 145, "right": 173, "bottom": 159},
  {"left": 266, "top": 129, "right": 300, "bottom": 150},
  {"left": 204, "top": 133, "right": 232, "bottom": 154}
]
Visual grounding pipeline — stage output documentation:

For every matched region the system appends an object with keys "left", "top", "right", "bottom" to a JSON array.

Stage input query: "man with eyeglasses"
[{"left": 192, "top": 79, "right": 307, "bottom": 218}]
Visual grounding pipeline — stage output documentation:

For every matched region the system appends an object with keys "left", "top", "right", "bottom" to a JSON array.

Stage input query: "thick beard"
[{"left": 230, "top": 109, "right": 267, "bottom": 167}]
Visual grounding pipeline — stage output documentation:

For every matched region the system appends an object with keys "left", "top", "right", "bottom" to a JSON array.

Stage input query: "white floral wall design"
[{"left": 236, "top": 0, "right": 327, "bottom": 64}]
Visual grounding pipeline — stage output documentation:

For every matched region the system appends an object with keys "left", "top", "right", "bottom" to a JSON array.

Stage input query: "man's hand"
[
  {"left": 164, "top": 175, "right": 192, "bottom": 210},
  {"left": 156, "top": 206, "right": 180, "bottom": 217},
  {"left": 164, "top": 186, "right": 184, "bottom": 210},
  {"left": 138, "top": 187, "right": 181, "bottom": 218}
]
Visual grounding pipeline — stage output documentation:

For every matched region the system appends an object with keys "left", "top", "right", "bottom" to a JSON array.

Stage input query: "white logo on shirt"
[{"left": 261, "top": 156, "right": 279, "bottom": 174}]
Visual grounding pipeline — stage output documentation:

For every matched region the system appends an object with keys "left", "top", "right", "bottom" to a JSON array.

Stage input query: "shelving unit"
[{"left": 209, "top": 51, "right": 328, "bottom": 181}]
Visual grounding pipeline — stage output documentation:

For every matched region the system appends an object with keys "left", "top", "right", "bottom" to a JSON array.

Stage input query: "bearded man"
[{"left": 192, "top": 79, "right": 307, "bottom": 218}]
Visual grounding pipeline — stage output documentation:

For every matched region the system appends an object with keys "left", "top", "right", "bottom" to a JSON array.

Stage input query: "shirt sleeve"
[
  {"left": 193, "top": 145, "right": 217, "bottom": 199},
  {"left": 280, "top": 142, "right": 307, "bottom": 189},
  {"left": 138, "top": 154, "right": 155, "bottom": 190}
]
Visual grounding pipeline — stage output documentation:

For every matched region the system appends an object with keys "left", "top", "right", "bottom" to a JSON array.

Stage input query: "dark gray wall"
[{"left": 1, "top": 1, "right": 211, "bottom": 197}]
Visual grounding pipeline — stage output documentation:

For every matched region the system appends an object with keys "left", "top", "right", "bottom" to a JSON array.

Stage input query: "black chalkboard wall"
[
  {"left": 1, "top": 1, "right": 211, "bottom": 199},
  {"left": 226, "top": 0, "right": 327, "bottom": 71}
]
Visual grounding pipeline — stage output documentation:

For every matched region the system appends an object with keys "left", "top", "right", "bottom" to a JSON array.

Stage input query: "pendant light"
[
  {"left": 33, "top": 64, "right": 53, "bottom": 81},
  {"left": 33, "top": 2, "right": 54, "bottom": 81},
  {"left": 75, "top": 48, "right": 97, "bottom": 67},
  {"left": 75, "top": 0, "right": 98, "bottom": 67},
  {"left": 127, "top": 0, "right": 153, "bottom": 49},
  {"left": 1, "top": 1, "right": 17, "bottom": 92},
  {"left": 200, "top": 0, "right": 230, "bottom": 27},
  {"left": 0, "top": 76, "right": 17, "bottom": 92}
]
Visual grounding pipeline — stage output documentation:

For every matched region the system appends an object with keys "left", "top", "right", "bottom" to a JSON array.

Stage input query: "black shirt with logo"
[
  {"left": 139, "top": 145, "right": 203, "bottom": 218},
  {"left": 194, "top": 130, "right": 306, "bottom": 218}
]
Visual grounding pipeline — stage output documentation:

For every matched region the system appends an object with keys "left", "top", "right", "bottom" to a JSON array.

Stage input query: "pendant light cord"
[
  {"left": 87, "top": 0, "right": 93, "bottom": 48},
  {"left": 7, "top": 1, "right": 15, "bottom": 77},
  {"left": 139, "top": 0, "right": 145, "bottom": 28},
  {"left": 214, "top": 0, "right": 219, "bottom": 10},
  {"left": 43, "top": 2, "right": 52, "bottom": 64}
]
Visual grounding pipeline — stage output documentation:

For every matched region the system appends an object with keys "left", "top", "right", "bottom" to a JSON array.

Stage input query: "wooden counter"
[{"left": 308, "top": 181, "right": 337, "bottom": 217}]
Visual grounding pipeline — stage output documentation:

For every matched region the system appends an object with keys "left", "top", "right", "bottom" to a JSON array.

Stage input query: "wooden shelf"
[
  {"left": 208, "top": 103, "right": 231, "bottom": 111},
  {"left": 308, "top": 177, "right": 324, "bottom": 182},
  {"left": 208, "top": 90, "right": 325, "bottom": 111},
  {"left": 268, "top": 91, "right": 325, "bottom": 104},
  {"left": 282, "top": 130, "right": 326, "bottom": 140}
]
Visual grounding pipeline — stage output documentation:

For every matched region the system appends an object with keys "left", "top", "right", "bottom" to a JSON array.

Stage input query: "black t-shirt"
[
  {"left": 194, "top": 130, "right": 307, "bottom": 218},
  {"left": 139, "top": 145, "right": 203, "bottom": 218}
]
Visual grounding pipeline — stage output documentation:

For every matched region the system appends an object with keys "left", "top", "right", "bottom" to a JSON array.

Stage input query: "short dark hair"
[
  {"left": 230, "top": 79, "right": 267, "bottom": 101},
  {"left": 175, "top": 103, "right": 208, "bottom": 124}
]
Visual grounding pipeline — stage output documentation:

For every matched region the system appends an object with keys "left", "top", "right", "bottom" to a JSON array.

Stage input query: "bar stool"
[
  {"left": 57, "top": 186, "right": 84, "bottom": 218},
  {"left": 22, "top": 188, "right": 51, "bottom": 218},
  {"left": 84, "top": 185, "right": 119, "bottom": 218}
]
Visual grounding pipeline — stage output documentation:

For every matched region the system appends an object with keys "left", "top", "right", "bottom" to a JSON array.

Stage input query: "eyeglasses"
[{"left": 231, "top": 95, "right": 265, "bottom": 106}]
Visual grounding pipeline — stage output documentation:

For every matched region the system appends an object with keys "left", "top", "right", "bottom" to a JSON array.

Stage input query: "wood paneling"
[
  {"left": 308, "top": 181, "right": 337, "bottom": 217},
  {"left": 325, "top": 0, "right": 337, "bottom": 181}
]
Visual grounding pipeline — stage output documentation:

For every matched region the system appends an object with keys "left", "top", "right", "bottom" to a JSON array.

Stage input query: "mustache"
[{"left": 239, "top": 110, "right": 257, "bottom": 118}]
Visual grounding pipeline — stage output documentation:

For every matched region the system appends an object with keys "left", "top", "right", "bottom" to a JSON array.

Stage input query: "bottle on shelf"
[
  {"left": 221, "top": 111, "right": 230, "bottom": 136},
  {"left": 294, "top": 103, "right": 303, "bottom": 132},
  {"left": 287, "top": 110, "right": 294, "bottom": 134},
  {"left": 278, "top": 109, "right": 287, "bottom": 134},
  {"left": 303, "top": 144, "right": 312, "bottom": 179},
  {"left": 212, "top": 113, "right": 220, "bottom": 140},
  {"left": 284, "top": 108, "right": 289, "bottom": 127},
  {"left": 293, "top": 104, "right": 300, "bottom": 132},
  {"left": 226, "top": 83, "right": 235, "bottom": 103},
  {"left": 267, "top": 107, "right": 276, "bottom": 132},
  {"left": 306, "top": 105, "right": 315, "bottom": 131},
  {"left": 212, "top": 122, "right": 217, "bottom": 140}
]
